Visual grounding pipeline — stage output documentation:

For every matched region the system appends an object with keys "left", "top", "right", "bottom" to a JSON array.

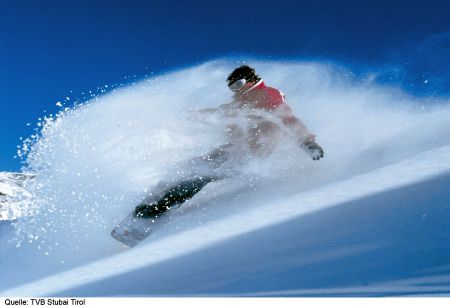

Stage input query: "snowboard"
[
  {"left": 111, "top": 176, "right": 217, "bottom": 247},
  {"left": 111, "top": 213, "right": 159, "bottom": 247}
]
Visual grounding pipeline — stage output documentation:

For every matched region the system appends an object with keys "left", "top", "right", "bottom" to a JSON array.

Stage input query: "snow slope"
[{"left": 1, "top": 60, "right": 450, "bottom": 296}]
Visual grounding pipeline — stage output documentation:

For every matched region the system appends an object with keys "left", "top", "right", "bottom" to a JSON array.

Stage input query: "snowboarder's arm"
[
  {"left": 186, "top": 102, "right": 233, "bottom": 123},
  {"left": 197, "top": 102, "right": 235, "bottom": 114},
  {"left": 197, "top": 107, "right": 218, "bottom": 114},
  {"left": 275, "top": 103, "right": 314, "bottom": 144},
  {"left": 275, "top": 103, "right": 324, "bottom": 160}
]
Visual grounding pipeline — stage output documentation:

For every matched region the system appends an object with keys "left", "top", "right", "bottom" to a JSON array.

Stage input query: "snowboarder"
[{"left": 134, "top": 65, "right": 324, "bottom": 218}]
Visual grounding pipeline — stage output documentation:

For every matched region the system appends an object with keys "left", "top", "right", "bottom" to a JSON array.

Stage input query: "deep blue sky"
[{"left": 1, "top": 0, "right": 449, "bottom": 171}]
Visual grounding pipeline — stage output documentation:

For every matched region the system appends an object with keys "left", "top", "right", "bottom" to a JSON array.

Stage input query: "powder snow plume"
[{"left": 3, "top": 59, "right": 450, "bottom": 275}]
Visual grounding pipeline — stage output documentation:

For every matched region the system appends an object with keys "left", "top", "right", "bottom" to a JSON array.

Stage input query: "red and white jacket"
[{"left": 234, "top": 80, "right": 315, "bottom": 145}]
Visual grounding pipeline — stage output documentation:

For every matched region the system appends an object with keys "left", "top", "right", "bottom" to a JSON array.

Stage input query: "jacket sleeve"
[{"left": 273, "top": 99, "right": 315, "bottom": 145}]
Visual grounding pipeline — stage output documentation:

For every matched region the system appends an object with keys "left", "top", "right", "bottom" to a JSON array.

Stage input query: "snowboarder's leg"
[
  {"left": 134, "top": 144, "right": 234, "bottom": 218},
  {"left": 134, "top": 176, "right": 218, "bottom": 218}
]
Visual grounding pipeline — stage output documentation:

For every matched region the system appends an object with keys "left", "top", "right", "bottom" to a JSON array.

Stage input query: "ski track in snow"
[{"left": 1, "top": 60, "right": 450, "bottom": 296}]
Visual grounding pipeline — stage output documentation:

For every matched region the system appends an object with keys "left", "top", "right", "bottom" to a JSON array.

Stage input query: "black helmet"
[{"left": 227, "top": 65, "right": 261, "bottom": 87}]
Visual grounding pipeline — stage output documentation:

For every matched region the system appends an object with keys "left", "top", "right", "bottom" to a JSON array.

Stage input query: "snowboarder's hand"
[{"left": 302, "top": 141, "right": 324, "bottom": 161}]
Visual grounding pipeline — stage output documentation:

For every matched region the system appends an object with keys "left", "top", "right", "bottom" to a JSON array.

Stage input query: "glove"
[{"left": 301, "top": 141, "right": 324, "bottom": 161}]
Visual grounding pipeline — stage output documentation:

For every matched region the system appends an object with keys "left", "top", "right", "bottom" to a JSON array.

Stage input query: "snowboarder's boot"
[{"left": 134, "top": 176, "right": 217, "bottom": 218}]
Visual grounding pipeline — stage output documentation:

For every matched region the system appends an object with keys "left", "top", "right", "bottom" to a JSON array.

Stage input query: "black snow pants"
[{"left": 134, "top": 144, "right": 235, "bottom": 218}]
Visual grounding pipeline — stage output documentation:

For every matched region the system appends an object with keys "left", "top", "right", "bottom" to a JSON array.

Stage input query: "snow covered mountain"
[
  {"left": 0, "top": 172, "right": 34, "bottom": 220},
  {"left": 1, "top": 60, "right": 450, "bottom": 297}
]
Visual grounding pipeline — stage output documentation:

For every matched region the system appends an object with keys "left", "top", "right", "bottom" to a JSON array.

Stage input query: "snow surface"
[{"left": 1, "top": 60, "right": 450, "bottom": 297}]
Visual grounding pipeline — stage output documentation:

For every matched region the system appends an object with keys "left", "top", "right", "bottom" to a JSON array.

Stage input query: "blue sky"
[{"left": 1, "top": 0, "right": 449, "bottom": 171}]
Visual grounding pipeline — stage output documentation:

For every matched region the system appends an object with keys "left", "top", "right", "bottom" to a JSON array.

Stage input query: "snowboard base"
[{"left": 111, "top": 213, "right": 157, "bottom": 248}]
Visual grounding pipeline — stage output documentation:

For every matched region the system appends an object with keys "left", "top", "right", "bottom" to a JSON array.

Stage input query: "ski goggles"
[{"left": 228, "top": 78, "right": 247, "bottom": 92}]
